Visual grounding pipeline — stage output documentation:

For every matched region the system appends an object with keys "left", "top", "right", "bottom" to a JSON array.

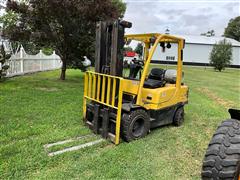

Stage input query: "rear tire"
[
  {"left": 173, "top": 106, "right": 184, "bottom": 126},
  {"left": 201, "top": 119, "right": 240, "bottom": 180},
  {"left": 121, "top": 109, "right": 150, "bottom": 142}
]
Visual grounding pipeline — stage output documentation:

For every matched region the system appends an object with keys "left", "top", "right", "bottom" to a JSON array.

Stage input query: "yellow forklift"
[{"left": 83, "top": 20, "right": 189, "bottom": 145}]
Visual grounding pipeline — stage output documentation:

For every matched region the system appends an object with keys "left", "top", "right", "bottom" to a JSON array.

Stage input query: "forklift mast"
[{"left": 95, "top": 20, "right": 132, "bottom": 77}]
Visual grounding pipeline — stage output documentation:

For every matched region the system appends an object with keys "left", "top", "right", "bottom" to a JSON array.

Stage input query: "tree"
[
  {"left": 210, "top": 39, "right": 232, "bottom": 72},
  {"left": 124, "top": 46, "right": 133, "bottom": 52},
  {"left": 0, "top": 10, "right": 50, "bottom": 55},
  {"left": 224, "top": 16, "right": 240, "bottom": 42},
  {"left": 200, "top": 30, "right": 215, "bottom": 36},
  {"left": 134, "top": 43, "right": 143, "bottom": 56},
  {"left": 0, "top": 45, "right": 10, "bottom": 81},
  {"left": 2, "top": 0, "right": 126, "bottom": 80}
]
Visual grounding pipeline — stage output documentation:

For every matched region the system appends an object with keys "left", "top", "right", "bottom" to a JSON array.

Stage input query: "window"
[{"left": 166, "top": 56, "right": 175, "bottom": 60}]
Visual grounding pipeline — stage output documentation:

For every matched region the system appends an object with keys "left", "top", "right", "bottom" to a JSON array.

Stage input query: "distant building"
[{"left": 151, "top": 35, "right": 240, "bottom": 68}]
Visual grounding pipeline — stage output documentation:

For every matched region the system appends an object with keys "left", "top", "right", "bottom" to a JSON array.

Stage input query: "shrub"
[
  {"left": 210, "top": 39, "right": 232, "bottom": 72},
  {"left": 0, "top": 45, "right": 11, "bottom": 81}
]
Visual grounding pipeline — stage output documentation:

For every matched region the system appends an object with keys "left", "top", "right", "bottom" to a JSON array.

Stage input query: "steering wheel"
[{"left": 132, "top": 59, "right": 144, "bottom": 66}]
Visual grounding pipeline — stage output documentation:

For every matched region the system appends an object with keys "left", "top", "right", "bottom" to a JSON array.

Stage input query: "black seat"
[{"left": 143, "top": 68, "right": 166, "bottom": 89}]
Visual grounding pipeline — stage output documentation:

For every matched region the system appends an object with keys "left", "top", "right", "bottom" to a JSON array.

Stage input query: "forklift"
[{"left": 83, "top": 20, "right": 189, "bottom": 145}]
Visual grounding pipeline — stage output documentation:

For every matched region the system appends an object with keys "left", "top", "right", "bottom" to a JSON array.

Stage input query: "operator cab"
[{"left": 123, "top": 39, "right": 179, "bottom": 89}]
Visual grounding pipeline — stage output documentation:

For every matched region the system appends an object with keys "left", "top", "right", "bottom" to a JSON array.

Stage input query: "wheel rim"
[{"left": 132, "top": 118, "right": 144, "bottom": 138}]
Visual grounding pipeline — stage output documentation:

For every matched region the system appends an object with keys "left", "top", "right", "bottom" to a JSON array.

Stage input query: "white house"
[{"left": 151, "top": 35, "right": 240, "bottom": 68}]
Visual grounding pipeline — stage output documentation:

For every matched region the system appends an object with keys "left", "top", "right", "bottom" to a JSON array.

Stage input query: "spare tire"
[{"left": 202, "top": 119, "right": 240, "bottom": 180}]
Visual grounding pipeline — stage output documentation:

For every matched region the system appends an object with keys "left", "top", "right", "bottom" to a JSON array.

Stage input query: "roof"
[
  {"left": 174, "top": 35, "right": 240, "bottom": 47},
  {"left": 125, "top": 33, "right": 240, "bottom": 47},
  {"left": 125, "top": 33, "right": 184, "bottom": 43}
]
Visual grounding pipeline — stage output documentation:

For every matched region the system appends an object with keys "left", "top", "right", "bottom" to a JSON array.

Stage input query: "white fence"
[{"left": 6, "top": 47, "right": 62, "bottom": 77}]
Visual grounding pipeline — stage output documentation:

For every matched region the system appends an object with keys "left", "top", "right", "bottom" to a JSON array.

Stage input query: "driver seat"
[{"left": 143, "top": 68, "right": 166, "bottom": 89}]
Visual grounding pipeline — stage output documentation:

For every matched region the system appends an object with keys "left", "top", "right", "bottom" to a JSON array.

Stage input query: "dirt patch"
[
  {"left": 197, "top": 88, "right": 235, "bottom": 108},
  {"left": 36, "top": 87, "right": 59, "bottom": 92}
]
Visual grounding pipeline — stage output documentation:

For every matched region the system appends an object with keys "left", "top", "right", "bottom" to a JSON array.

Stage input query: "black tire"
[
  {"left": 173, "top": 106, "right": 184, "bottom": 126},
  {"left": 121, "top": 109, "right": 150, "bottom": 142},
  {"left": 202, "top": 119, "right": 240, "bottom": 180}
]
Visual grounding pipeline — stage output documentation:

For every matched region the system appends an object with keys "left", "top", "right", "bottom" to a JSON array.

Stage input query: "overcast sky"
[{"left": 123, "top": 0, "right": 240, "bottom": 36}]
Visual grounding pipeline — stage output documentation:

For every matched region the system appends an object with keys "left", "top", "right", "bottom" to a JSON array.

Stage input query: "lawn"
[{"left": 0, "top": 66, "right": 240, "bottom": 179}]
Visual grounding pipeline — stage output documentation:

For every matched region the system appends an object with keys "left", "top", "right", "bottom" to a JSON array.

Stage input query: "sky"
[
  {"left": 0, "top": 0, "right": 238, "bottom": 37},
  {"left": 123, "top": 0, "right": 240, "bottom": 36}
]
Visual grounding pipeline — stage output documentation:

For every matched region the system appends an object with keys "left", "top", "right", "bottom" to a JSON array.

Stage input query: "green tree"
[
  {"left": 134, "top": 43, "right": 143, "bottom": 56},
  {"left": 0, "top": 45, "right": 11, "bottom": 81},
  {"left": 124, "top": 46, "right": 133, "bottom": 52},
  {"left": 0, "top": 10, "right": 18, "bottom": 32},
  {"left": 42, "top": 47, "right": 53, "bottom": 55},
  {"left": 210, "top": 39, "right": 232, "bottom": 72},
  {"left": 0, "top": 10, "right": 51, "bottom": 55},
  {"left": 224, "top": 16, "right": 240, "bottom": 42},
  {"left": 2, "top": 0, "right": 126, "bottom": 80},
  {"left": 200, "top": 30, "right": 215, "bottom": 36}
]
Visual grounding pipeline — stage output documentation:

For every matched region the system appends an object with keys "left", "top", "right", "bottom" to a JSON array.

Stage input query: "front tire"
[
  {"left": 121, "top": 109, "right": 150, "bottom": 142},
  {"left": 202, "top": 119, "right": 240, "bottom": 180}
]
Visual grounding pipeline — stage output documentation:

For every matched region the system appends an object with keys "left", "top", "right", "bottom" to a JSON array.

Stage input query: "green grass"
[{"left": 0, "top": 66, "right": 239, "bottom": 179}]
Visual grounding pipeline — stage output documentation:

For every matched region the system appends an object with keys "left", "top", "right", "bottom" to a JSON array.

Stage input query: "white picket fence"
[{"left": 6, "top": 47, "right": 62, "bottom": 77}]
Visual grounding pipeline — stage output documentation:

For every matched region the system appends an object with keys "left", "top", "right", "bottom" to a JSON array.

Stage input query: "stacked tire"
[{"left": 202, "top": 119, "right": 240, "bottom": 180}]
